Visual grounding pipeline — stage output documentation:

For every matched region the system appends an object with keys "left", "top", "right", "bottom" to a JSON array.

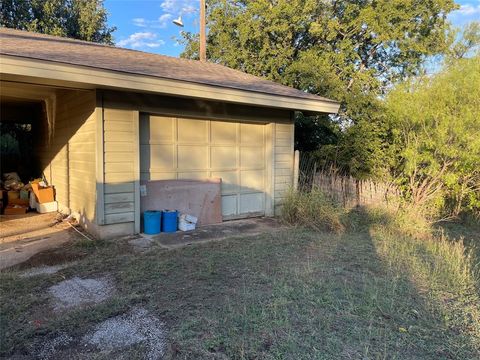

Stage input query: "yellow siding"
[
  {"left": 100, "top": 91, "right": 295, "bottom": 230},
  {"left": 103, "top": 107, "right": 136, "bottom": 225},
  {"left": 274, "top": 122, "right": 294, "bottom": 214},
  {"left": 37, "top": 90, "right": 96, "bottom": 225},
  {"left": 33, "top": 86, "right": 296, "bottom": 235}
]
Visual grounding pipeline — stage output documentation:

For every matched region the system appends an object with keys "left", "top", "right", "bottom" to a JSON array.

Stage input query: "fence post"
[
  {"left": 293, "top": 150, "right": 300, "bottom": 191},
  {"left": 311, "top": 162, "right": 317, "bottom": 190}
]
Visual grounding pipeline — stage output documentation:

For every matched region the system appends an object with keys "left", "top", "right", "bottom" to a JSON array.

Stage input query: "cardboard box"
[
  {"left": 7, "top": 191, "right": 19, "bottom": 202},
  {"left": 9, "top": 198, "right": 29, "bottom": 206},
  {"left": 36, "top": 201, "right": 58, "bottom": 213},
  {"left": 180, "top": 213, "right": 198, "bottom": 224},
  {"left": 4, "top": 205, "right": 28, "bottom": 215},
  {"left": 20, "top": 189, "right": 29, "bottom": 200},
  {"left": 31, "top": 183, "right": 55, "bottom": 204},
  {"left": 178, "top": 218, "right": 196, "bottom": 231}
]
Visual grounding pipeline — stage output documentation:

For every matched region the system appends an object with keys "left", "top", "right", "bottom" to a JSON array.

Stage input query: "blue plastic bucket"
[
  {"left": 144, "top": 210, "right": 162, "bottom": 234},
  {"left": 162, "top": 210, "right": 178, "bottom": 233}
]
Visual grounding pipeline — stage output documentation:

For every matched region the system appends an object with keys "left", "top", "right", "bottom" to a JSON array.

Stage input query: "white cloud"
[
  {"left": 117, "top": 32, "right": 165, "bottom": 49},
  {"left": 457, "top": 4, "right": 480, "bottom": 15},
  {"left": 158, "top": 13, "right": 174, "bottom": 27},
  {"left": 448, "top": 1, "right": 480, "bottom": 27},
  {"left": 161, "top": 0, "right": 197, "bottom": 15},
  {"left": 132, "top": 13, "right": 173, "bottom": 29},
  {"left": 132, "top": 18, "right": 147, "bottom": 27},
  {"left": 131, "top": 1, "right": 197, "bottom": 32}
]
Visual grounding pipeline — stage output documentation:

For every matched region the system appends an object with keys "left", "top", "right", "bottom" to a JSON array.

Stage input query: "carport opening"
[
  {"left": 1, "top": 98, "right": 43, "bottom": 180},
  {"left": 0, "top": 90, "right": 55, "bottom": 228},
  {"left": 1, "top": 82, "right": 97, "bottom": 268}
]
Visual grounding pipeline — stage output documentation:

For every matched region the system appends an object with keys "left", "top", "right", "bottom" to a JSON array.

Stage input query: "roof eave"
[{"left": 0, "top": 54, "right": 340, "bottom": 114}]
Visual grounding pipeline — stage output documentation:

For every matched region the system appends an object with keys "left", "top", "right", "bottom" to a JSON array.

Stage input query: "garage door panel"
[
  {"left": 140, "top": 144, "right": 175, "bottom": 170},
  {"left": 240, "top": 170, "right": 264, "bottom": 192},
  {"left": 240, "top": 193, "right": 264, "bottom": 213},
  {"left": 241, "top": 123, "right": 264, "bottom": 144},
  {"left": 141, "top": 115, "right": 174, "bottom": 143},
  {"left": 240, "top": 146, "right": 264, "bottom": 169},
  {"left": 222, "top": 195, "right": 237, "bottom": 216},
  {"left": 211, "top": 121, "right": 236, "bottom": 144},
  {"left": 212, "top": 170, "right": 238, "bottom": 194},
  {"left": 211, "top": 146, "right": 237, "bottom": 169},
  {"left": 178, "top": 118, "right": 207, "bottom": 142},
  {"left": 141, "top": 115, "right": 266, "bottom": 219},
  {"left": 177, "top": 145, "right": 207, "bottom": 169},
  {"left": 178, "top": 171, "right": 209, "bottom": 180},
  {"left": 141, "top": 171, "right": 177, "bottom": 181}
]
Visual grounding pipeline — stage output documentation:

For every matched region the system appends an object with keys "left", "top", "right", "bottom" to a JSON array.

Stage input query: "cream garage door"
[{"left": 140, "top": 115, "right": 267, "bottom": 219}]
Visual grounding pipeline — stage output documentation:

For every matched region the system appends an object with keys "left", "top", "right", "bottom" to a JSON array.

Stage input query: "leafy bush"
[{"left": 387, "top": 55, "right": 480, "bottom": 217}]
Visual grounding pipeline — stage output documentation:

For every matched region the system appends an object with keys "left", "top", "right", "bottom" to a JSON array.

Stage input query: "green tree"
[
  {"left": 183, "top": 0, "right": 456, "bottom": 110},
  {"left": 387, "top": 56, "right": 480, "bottom": 216},
  {"left": 181, "top": 0, "right": 458, "bottom": 177},
  {"left": 447, "top": 21, "right": 480, "bottom": 61},
  {"left": 0, "top": 0, "right": 115, "bottom": 44},
  {"left": 294, "top": 113, "right": 339, "bottom": 152}
]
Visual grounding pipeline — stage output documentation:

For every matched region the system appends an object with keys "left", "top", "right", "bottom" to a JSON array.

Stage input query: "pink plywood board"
[{"left": 140, "top": 178, "right": 222, "bottom": 225}]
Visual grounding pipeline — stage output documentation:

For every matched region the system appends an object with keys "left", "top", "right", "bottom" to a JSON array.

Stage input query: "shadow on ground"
[
  {"left": 1, "top": 212, "right": 479, "bottom": 359},
  {"left": 437, "top": 218, "right": 480, "bottom": 295}
]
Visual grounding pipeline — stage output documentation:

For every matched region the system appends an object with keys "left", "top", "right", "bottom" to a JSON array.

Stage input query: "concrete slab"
[
  {"left": 135, "top": 217, "right": 284, "bottom": 249},
  {"left": 0, "top": 225, "right": 75, "bottom": 270},
  {"left": 0, "top": 213, "right": 78, "bottom": 270},
  {"left": 0, "top": 213, "right": 59, "bottom": 242}
]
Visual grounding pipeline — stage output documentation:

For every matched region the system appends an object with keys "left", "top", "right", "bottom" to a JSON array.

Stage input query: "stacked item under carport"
[
  {"left": 0, "top": 172, "right": 57, "bottom": 215},
  {"left": 1, "top": 172, "right": 29, "bottom": 214}
]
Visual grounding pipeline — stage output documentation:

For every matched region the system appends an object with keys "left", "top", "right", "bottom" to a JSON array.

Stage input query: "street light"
[
  {"left": 172, "top": 16, "right": 184, "bottom": 27},
  {"left": 173, "top": 0, "right": 206, "bottom": 62}
]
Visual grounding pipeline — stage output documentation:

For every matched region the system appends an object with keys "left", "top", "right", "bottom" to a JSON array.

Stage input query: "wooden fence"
[{"left": 312, "top": 172, "right": 400, "bottom": 208}]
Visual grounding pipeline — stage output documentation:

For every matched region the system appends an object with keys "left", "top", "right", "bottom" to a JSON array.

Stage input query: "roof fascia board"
[{"left": 0, "top": 54, "right": 340, "bottom": 114}]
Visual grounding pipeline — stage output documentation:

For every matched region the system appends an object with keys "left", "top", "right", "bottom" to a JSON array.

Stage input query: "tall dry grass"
[
  {"left": 281, "top": 188, "right": 479, "bottom": 296},
  {"left": 282, "top": 188, "right": 480, "bottom": 348},
  {"left": 281, "top": 189, "right": 345, "bottom": 233}
]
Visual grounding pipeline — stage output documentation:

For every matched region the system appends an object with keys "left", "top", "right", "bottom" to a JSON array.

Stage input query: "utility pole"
[{"left": 199, "top": 0, "right": 206, "bottom": 61}]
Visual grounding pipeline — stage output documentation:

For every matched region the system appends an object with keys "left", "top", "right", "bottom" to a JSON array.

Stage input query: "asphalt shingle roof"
[{"left": 0, "top": 27, "right": 337, "bottom": 105}]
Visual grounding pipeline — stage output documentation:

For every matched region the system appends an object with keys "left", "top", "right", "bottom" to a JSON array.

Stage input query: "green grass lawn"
[{"left": 1, "top": 209, "right": 479, "bottom": 359}]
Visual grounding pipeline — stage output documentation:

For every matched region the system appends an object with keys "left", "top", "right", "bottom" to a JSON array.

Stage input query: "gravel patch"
[
  {"left": 37, "top": 333, "right": 73, "bottom": 360},
  {"left": 49, "top": 276, "right": 114, "bottom": 310},
  {"left": 20, "top": 263, "right": 75, "bottom": 278},
  {"left": 83, "top": 307, "right": 167, "bottom": 360}
]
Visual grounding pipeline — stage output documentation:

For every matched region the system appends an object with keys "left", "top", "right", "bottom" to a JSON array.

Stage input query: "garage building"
[{"left": 0, "top": 28, "right": 339, "bottom": 239}]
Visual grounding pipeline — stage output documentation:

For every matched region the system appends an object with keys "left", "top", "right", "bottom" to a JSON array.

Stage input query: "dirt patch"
[
  {"left": 13, "top": 246, "right": 86, "bottom": 270},
  {"left": 129, "top": 235, "right": 153, "bottom": 252},
  {"left": 49, "top": 276, "right": 114, "bottom": 310},
  {"left": 83, "top": 307, "right": 167, "bottom": 360}
]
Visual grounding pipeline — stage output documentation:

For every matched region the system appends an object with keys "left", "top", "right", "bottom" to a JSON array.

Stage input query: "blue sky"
[
  {"left": 105, "top": 0, "right": 480, "bottom": 57},
  {"left": 105, "top": 0, "right": 200, "bottom": 56}
]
